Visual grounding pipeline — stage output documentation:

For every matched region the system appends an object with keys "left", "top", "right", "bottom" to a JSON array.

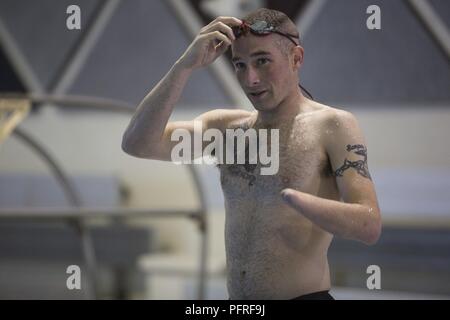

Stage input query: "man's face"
[{"left": 231, "top": 34, "right": 298, "bottom": 111}]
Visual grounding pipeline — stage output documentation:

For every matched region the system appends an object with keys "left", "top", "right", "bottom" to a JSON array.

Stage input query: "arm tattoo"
[{"left": 333, "top": 144, "right": 372, "bottom": 180}]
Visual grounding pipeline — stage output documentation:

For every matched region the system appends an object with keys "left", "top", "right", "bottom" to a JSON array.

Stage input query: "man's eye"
[
  {"left": 257, "top": 58, "right": 269, "bottom": 65},
  {"left": 234, "top": 62, "right": 245, "bottom": 70}
]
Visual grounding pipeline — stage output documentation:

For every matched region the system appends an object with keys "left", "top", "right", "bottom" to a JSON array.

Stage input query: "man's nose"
[{"left": 243, "top": 66, "right": 260, "bottom": 87}]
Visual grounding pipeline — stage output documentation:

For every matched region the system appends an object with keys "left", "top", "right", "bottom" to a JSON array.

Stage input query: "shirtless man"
[{"left": 122, "top": 8, "right": 382, "bottom": 300}]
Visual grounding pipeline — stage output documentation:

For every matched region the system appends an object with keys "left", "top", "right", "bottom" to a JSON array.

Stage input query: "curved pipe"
[
  {"left": 2, "top": 93, "right": 209, "bottom": 299},
  {"left": 11, "top": 127, "right": 97, "bottom": 299},
  {"left": 12, "top": 128, "right": 82, "bottom": 207}
]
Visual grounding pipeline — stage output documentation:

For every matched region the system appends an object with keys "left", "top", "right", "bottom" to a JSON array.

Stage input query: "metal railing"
[{"left": 0, "top": 94, "right": 209, "bottom": 299}]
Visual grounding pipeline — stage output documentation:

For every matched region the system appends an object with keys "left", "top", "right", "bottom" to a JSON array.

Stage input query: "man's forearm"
[
  {"left": 122, "top": 59, "right": 193, "bottom": 155},
  {"left": 282, "top": 189, "right": 381, "bottom": 245}
]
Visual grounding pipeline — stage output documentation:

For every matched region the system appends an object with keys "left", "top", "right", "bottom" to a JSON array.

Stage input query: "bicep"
[
  {"left": 157, "top": 111, "right": 216, "bottom": 161},
  {"left": 156, "top": 120, "right": 196, "bottom": 161},
  {"left": 325, "top": 111, "right": 379, "bottom": 210},
  {"left": 158, "top": 109, "right": 250, "bottom": 161}
]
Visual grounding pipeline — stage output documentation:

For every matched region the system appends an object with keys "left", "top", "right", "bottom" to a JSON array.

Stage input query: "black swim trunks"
[
  {"left": 291, "top": 290, "right": 334, "bottom": 300},
  {"left": 228, "top": 290, "right": 335, "bottom": 300}
]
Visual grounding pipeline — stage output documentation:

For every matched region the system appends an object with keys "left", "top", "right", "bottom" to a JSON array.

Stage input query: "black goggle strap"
[
  {"left": 299, "top": 84, "right": 314, "bottom": 100},
  {"left": 239, "top": 21, "right": 300, "bottom": 46},
  {"left": 271, "top": 31, "right": 299, "bottom": 46}
]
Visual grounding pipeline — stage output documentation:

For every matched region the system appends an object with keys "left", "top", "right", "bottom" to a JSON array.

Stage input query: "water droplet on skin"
[
  {"left": 326, "top": 129, "right": 333, "bottom": 135},
  {"left": 335, "top": 121, "right": 340, "bottom": 127},
  {"left": 368, "top": 207, "right": 374, "bottom": 214}
]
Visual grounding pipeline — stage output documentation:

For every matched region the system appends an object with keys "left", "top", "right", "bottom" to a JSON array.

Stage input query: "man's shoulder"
[
  {"left": 304, "top": 102, "right": 357, "bottom": 126},
  {"left": 307, "top": 103, "right": 364, "bottom": 154},
  {"left": 299, "top": 103, "right": 360, "bottom": 147}
]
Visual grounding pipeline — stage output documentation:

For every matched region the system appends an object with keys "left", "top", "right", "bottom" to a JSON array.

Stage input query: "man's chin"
[{"left": 252, "top": 102, "right": 276, "bottom": 112}]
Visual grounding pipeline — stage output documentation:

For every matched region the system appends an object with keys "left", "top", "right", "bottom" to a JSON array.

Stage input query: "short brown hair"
[{"left": 242, "top": 8, "right": 300, "bottom": 46}]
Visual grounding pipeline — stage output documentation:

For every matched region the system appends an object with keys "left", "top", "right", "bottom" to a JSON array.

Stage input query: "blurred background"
[{"left": 0, "top": 0, "right": 449, "bottom": 299}]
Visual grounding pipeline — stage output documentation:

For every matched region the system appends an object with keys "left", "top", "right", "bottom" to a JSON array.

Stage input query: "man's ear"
[{"left": 292, "top": 46, "right": 304, "bottom": 70}]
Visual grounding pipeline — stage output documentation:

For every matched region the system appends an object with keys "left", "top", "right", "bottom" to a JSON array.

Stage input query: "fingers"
[
  {"left": 214, "top": 41, "right": 224, "bottom": 51},
  {"left": 207, "top": 16, "right": 242, "bottom": 28},
  {"left": 200, "top": 16, "right": 242, "bottom": 43},
  {"left": 211, "top": 32, "right": 232, "bottom": 53},
  {"left": 202, "top": 31, "right": 231, "bottom": 46},
  {"left": 200, "top": 21, "right": 236, "bottom": 42}
]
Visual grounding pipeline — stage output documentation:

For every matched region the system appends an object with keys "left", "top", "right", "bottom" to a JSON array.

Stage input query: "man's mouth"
[{"left": 248, "top": 90, "right": 268, "bottom": 98}]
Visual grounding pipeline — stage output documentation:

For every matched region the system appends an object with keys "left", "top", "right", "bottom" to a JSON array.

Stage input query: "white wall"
[{"left": 348, "top": 105, "right": 450, "bottom": 168}]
